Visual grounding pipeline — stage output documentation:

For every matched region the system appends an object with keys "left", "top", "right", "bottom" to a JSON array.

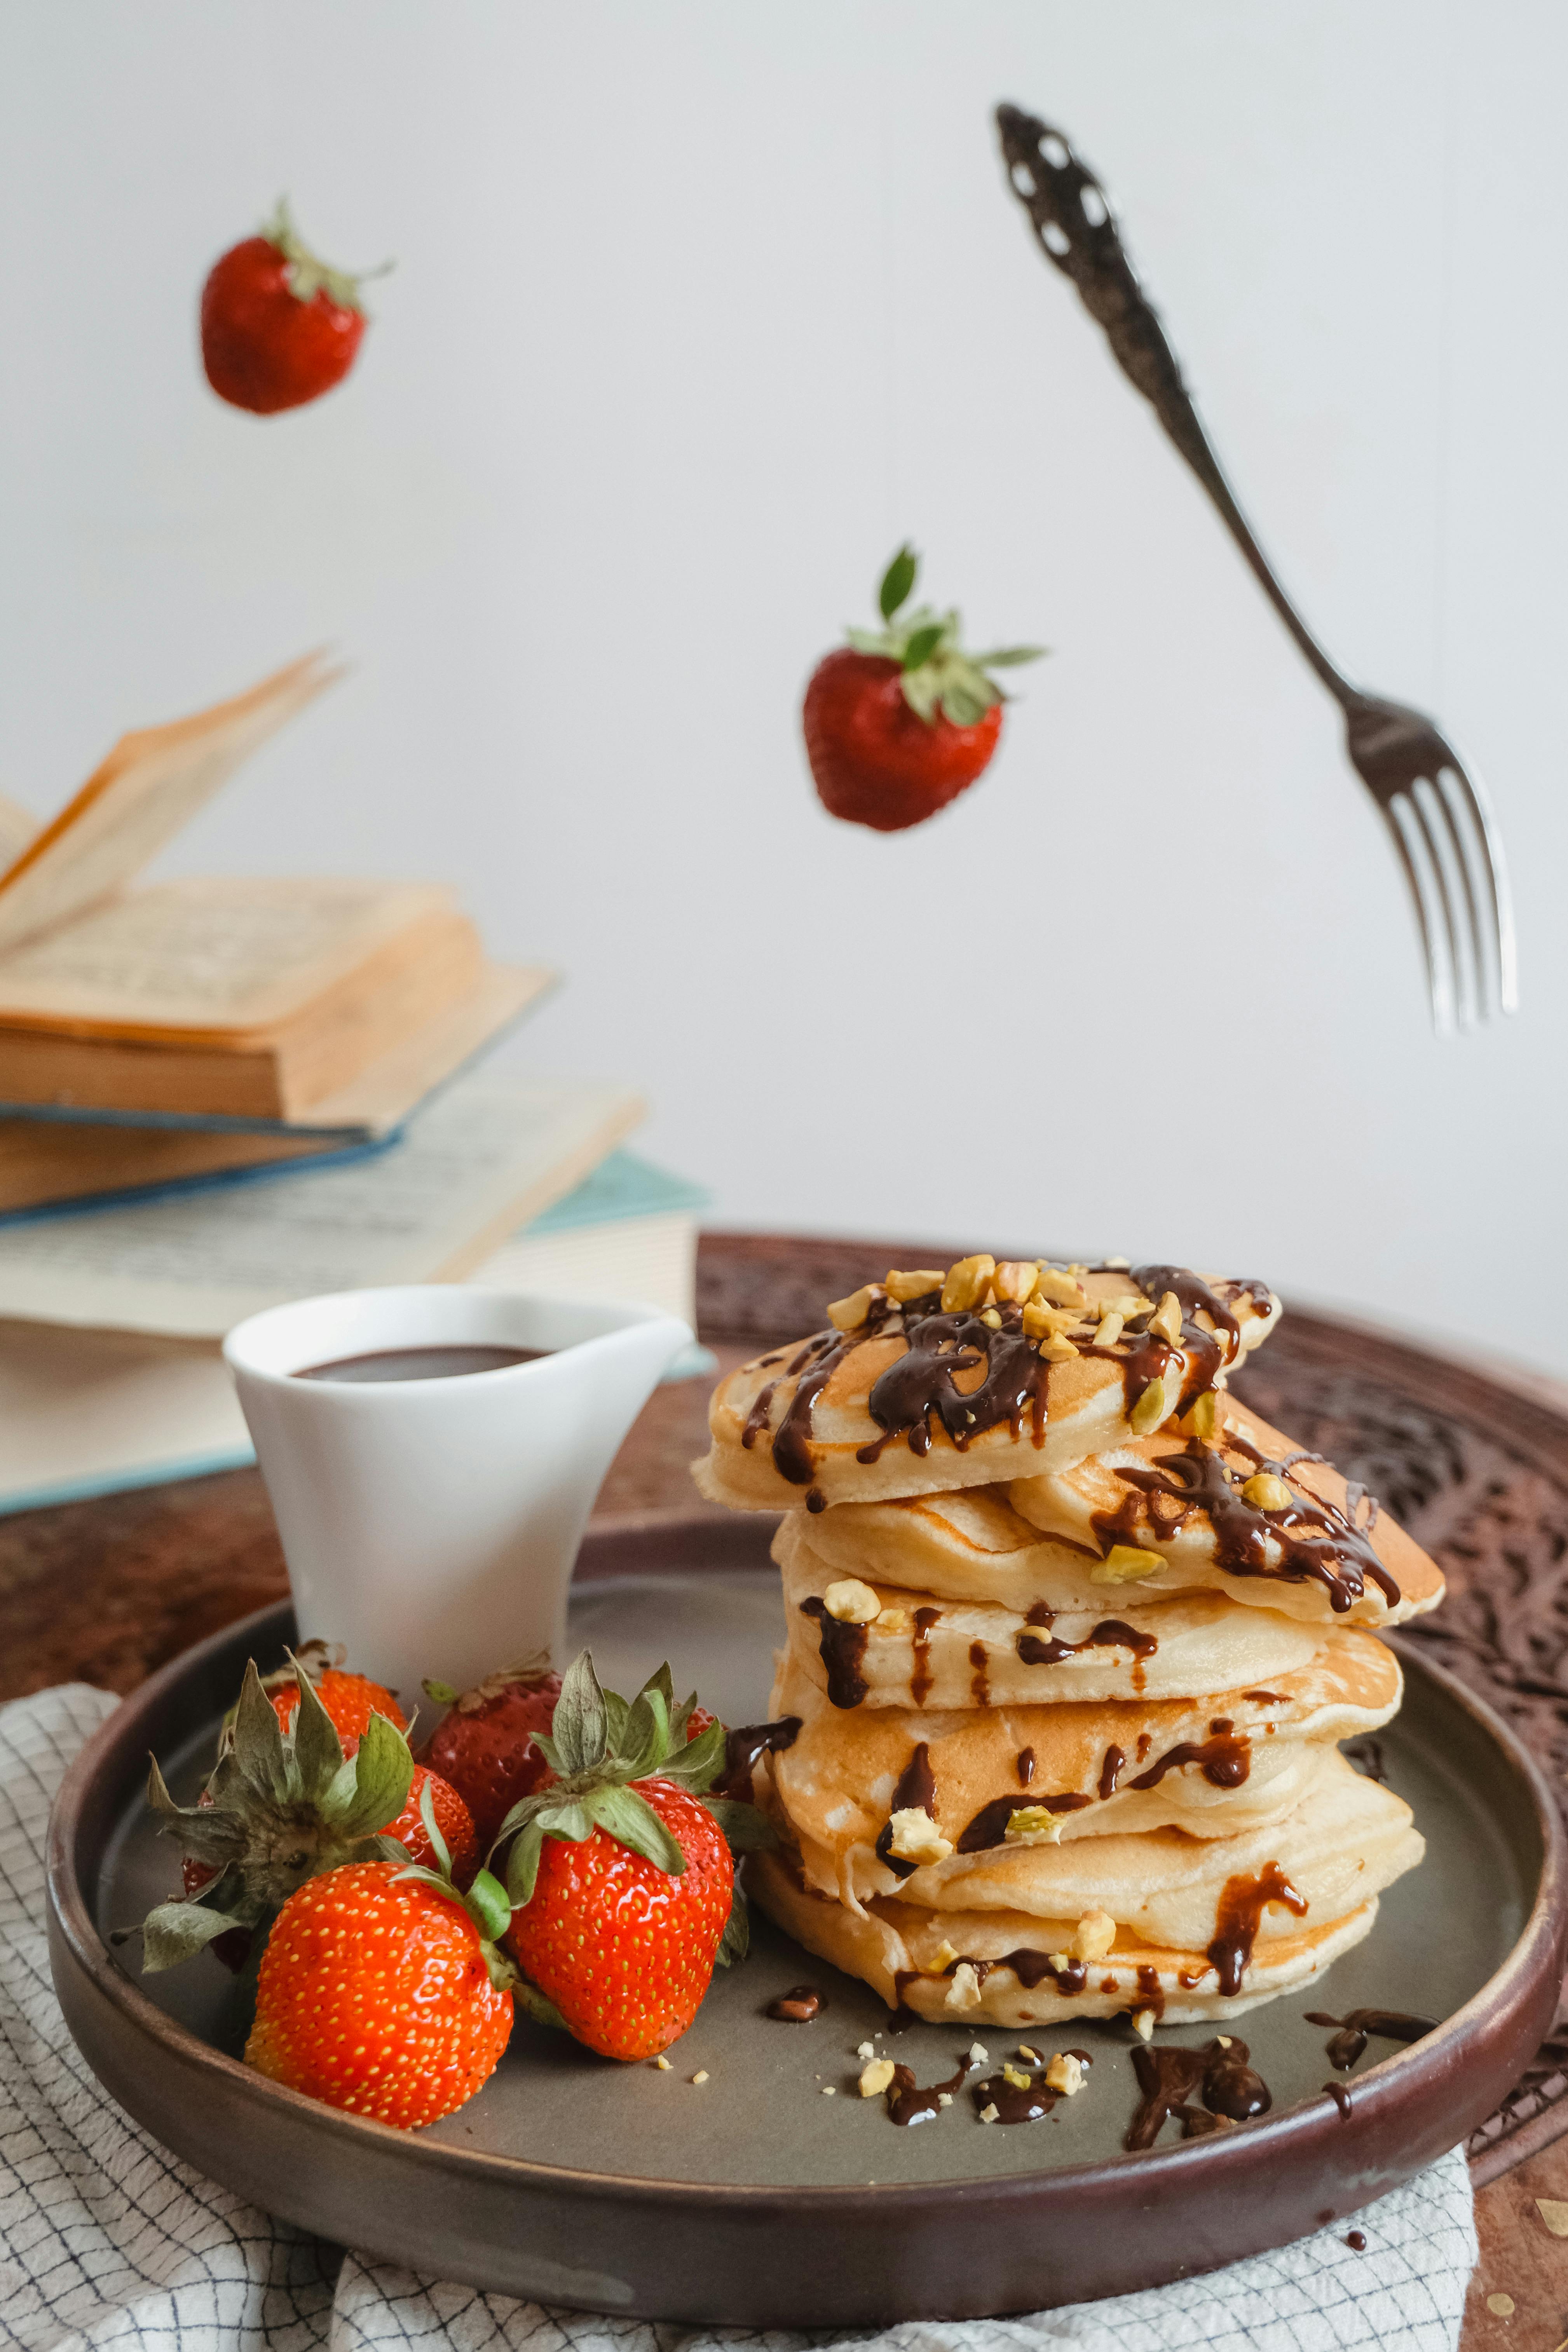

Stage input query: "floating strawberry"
[
  {"left": 495, "top": 1654, "right": 769, "bottom": 2061},
  {"left": 201, "top": 199, "right": 385, "bottom": 415},
  {"left": 803, "top": 546, "right": 1044, "bottom": 832},
  {"left": 138, "top": 1653, "right": 436, "bottom": 1970},
  {"left": 245, "top": 1852, "right": 515, "bottom": 2128},
  {"left": 419, "top": 1662, "right": 562, "bottom": 1848}
]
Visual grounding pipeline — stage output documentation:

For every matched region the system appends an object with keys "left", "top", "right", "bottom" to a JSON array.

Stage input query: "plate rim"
[{"left": 45, "top": 1572, "right": 1568, "bottom": 2216}]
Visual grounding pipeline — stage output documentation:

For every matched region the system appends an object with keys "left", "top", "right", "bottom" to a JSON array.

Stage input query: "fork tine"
[
  {"left": 1435, "top": 759, "right": 1518, "bottom": 1017},
  {"left": 1411, "top": 776, "right": 1481, "bottom": 1030},
  {"left": 1384, "top": 793, "right": 1456, "bottom": 1037}
]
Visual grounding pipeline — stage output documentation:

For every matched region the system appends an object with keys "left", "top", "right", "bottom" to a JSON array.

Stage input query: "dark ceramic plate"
[{"left": 47, "top": 1525, "right": 1568, "bottom": 2327}]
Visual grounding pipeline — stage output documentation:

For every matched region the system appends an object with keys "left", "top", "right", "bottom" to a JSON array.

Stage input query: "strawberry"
[
  {"left": 245, "top": 1857, "right": 515, "bottom": 2128},
  {"left": 495, "top": 1655, "right": 771, "bottom": 2060},
  {"left": 419, "top": 1663, "right": 562, "bottom": 1848},
  {"left": 139, "top": 1652, "right": 433, "bottom": 1971},
  {"left": 201, "top": 200, "right": 384, "bottom": 415},
  {"left": 385, "top": 1765, "right": 480, "bottom": 1884},
  {"left": 683, "top": 1705, "right": 720, "bottom": 1744},
  {"left": 803, "top": 546, "right": 1044, "bottom": 832},
  {"left": 256, "top": 1641, "right": 406, "bottom": 1746}
]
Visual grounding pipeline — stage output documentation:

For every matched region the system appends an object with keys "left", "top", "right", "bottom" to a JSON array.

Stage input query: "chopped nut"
[
  {"left": 1003, "top": 1806, "right": 1065, "bottom": 1847},
  {"left": 1486, "top": 2295, "right": 1515, "bottom": 2319},
  {"left": 1102, "top": 1254, "right": 1130, "bottom": 1269},
  {"left": 653, "top": 2055, "right": 672, "bottom": 2070},
  {"left": 1045, "top": 2052, "right": 1086, "bottom": 2096},
  {"left": 1072, "top": 1910, "right": 1117, "bottom": 1961},
  {"left": 1048, "top": 1952, "right": 1071, "bottom": 1970},
  {"left": 969, "top": 2041, "right": 989, "bottom": 2062},
  {"left": 1177, "top": 1391, "right": 1218, "bottom": 1440},
  {"left": 1033, "top": 1266, "right": 1087, "bottom": 1308},
  {"left": 979, "top": 2103, "right": 1000, "bottom": 2124},
  {"left": 827, "top": 1283, "right": 883, "bottom": 1331},
  {"left": 857, "top": 2040, "right": 876, "bottom": 2060},
  {"left": 1131, "top": 2009, "right": 1156, "bottom": 2042},
  {"left": 979, "top": 1307, "right": 1003, "bottom": 1331},
  {"left": 1017, "top": 2045, "right": 1041, "bottom": 2063},
  {"left": 937, "top": 2091, "right": 953, "bottom": 2108},
  {"left": 691, "top": 2070, "right": 710, "bottom": 2083},
  {"left": 823, "top": 1578, "right": 881, "bottom": 1624},
  {"left": 858, "top": 2058, "right": 896, "bottom": 2097},
  {"left": 945, "top": 1964, "right": 983, "bottom": 2010},
  {"left": 1001, "top": 2063, "right": 1032, "bottom": 2090},
  {"left": 993, "top": 1260, "right": 1043, "bottom": 1304},
  {"left": 876, "top": 1607, "right": 910, "bottom": 1635},
  {"left": 1037, "top": 1333, "right": 1078, "bottom": 1365},
  {"left": 1215, "top": 2035, "right": 1232, "bottom": 2049},
  {"left": 1023, "top": 1300, "right": 1078, "bottom": 1337},
  {"left": 1149, "top": 1290, "right": 1183, "bottom": 1346},
  {"left": 1241, "top": 1472, "right": 1292, "bottom": 1512},
  {"left": 886, "top": 1808, "right": 954, "bottom": 1866},
  {"left": 821, "top": 2085, "right": 836, "bottom": 2096},
  {"left": 1129, "top": 1376, "right": 1170, "bottom": 1435},
  {"left": 1536, "top": 2198, "right": 1568, "bottom": 2236},
  {"left": 941, "top": 1254, "right": 997, "bottom": 1313},
  {"left": 1192, "top": 1308, "right": 1217, "bottom": 1335},
  {"left": 885, "top": 1268, "right": 944, "bottom": 1302},
  {"left": 1091, "top": 1544, "right": 1159, "bottom": 1585},
  {"left": 1095, "top": 1311, "right": 1126, "bottom": 1351},
  {"left": 932, "top": 1940, "right": 960, "bottom": 1970}
]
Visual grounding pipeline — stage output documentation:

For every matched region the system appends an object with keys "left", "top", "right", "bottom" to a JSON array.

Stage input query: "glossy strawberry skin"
[
  {"left": 201, "top": 235, "right": 365, "bottom": 415},
  {"left": 385, "top": 1767, "right": 480, "bottom": 1885},
  {"left": 803, "top": 649, "right": 1004, "bottom": 832},
  {"left": 420, "top": 1673, "right": 562, "bottom": 1848},
  {"left": 504, "top": 1778, "right": 733, "bottom": 2061},
  {"left": 269, "top": 1668, "right": 406, "bottom": 1747},
  {"left": 245, "top": 1861, "right": 512, "bottom": 2129}
]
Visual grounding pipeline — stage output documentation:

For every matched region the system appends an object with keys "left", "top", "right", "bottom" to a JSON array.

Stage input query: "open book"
[{"left": 0, "top": 656, "right": 551, "bottom": 1124}]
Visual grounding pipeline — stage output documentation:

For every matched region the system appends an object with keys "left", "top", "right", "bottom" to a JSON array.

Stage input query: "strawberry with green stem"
[
  {"left": 803, "top": 544, "right": 1045, "bottom": 832},
  {"left": 201, "top": 199, "right": 388, "bottom": 416},
  {"left": 135, "top": 1652, "right": 469, "bottom": 1970},
  {"left": 495, "top": 1652, "right": 774, "bottom": 2060}
]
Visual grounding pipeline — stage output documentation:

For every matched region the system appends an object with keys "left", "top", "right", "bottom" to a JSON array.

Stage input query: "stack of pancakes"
[{"left": 694, "top": 1255, "right": 1442, "bottom": 2030}]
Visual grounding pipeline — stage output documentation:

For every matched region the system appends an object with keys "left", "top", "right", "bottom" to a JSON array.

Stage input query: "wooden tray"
[{"left": 45, "top": 1537, "right": 1568, "bottom": 2327}]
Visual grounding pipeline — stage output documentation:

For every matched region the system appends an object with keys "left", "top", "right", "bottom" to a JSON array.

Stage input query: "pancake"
[
  {"left": 778, "top": 1516, "right": 1326, "bottom": 1708},
  {"left": 1008, "top": 1402, "right": 1443, "bottom": 1628},
  {"left": 761, "top": 1635, "right": 1402, "bottom": 1906},
  {"left": 693, "top": 1260, "right": 1280, "bottom": 1512},
  {"left": 748, "top": 1845, "right": 1380, "bottom": 2026}
]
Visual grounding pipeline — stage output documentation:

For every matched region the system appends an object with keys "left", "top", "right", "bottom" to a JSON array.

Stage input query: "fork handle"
[{"left": 996, "top": 105, "right": 1358, "bottom": 709}]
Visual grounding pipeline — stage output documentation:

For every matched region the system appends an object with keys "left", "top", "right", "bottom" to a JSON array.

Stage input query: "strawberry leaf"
[
  {"left": 879, "top": 544, "right": 918, "bottom": 622},
  {"left": 513, "top": 1976, "right": 568, "bottom": 2031},
  {"left": 506, "top": 1820, "right": 545, "bottom": 1907},
  {"left": 231, "top": 1660, "right": 293, "bottom": 1806},
  {"left": 140, "top": 1897, "right": 250, "bottom": 1974},
  {"left": 422, "top": 1677, "right": 460, "bottom": 1706},
  {"left": 466, "top": 1866, "right": 512, "bottom": 1942},
  {"left": 701, "top": 1796, "right": 777, "bottom": 1854},
  {"left": 973, "top": 645, "right": 1047, "bottom": 667},
  {"left": 940, "top": 681, "right": 992, "bottom": 727},
  {"left": 551, "top": 1651, "right": 608, "bottom": 1776},
  {"left": 286, "top": 1650, "right": 346, "bottom": 1792},
  {"left": 538, "top": 1798, "right": 594, "bottom": 1843},
  {"left": 902, "top": 622, "right": 945, "bottom": 671},
  {"left": 900, "top": 664, "right": 943, "bottom": 725},
  {"left": 617, "top": 1688, "right": 671, "bottom": 1784},
  {"left": 715, "top": 1884, "right": 750, "bottom": 1968},
  {"left": 590, "top": 1785, "right": 686, "bottom": 1876},
  {"left": 602, "top": 1689, "right": 630, "bottom": 1750},
  {"left": 332, "top": 1710, "right": 413, "bottom": 1839},
  {"left": 648, "top": 1720, "right": 725, "bottom": 1792},
  {"left": 418, "top": 1776, "right": 451, "bottom": 1876}
]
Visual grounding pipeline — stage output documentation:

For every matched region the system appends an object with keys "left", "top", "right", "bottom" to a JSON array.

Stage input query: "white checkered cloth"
[{"left": 1, "top": 1685, "right": 1477, "bottom": 2352}]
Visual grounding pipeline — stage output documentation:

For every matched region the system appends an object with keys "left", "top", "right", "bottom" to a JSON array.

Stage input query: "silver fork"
[{"left": 995, "top": 103, "right": 1517, "bottom": 1034}]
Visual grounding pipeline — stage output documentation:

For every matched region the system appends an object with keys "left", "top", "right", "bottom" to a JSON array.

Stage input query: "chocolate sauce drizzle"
[
  {"left": 956, "top": 1791, "right": 1093, "bottom": 1852},
  {"left": 886, "top": 2051, "right": 973, "bottom": 2126},
  {"left": 972, "top": 2049, "right": 1085, "bottom": 2125},
  {"left": 1099, "top": 1435, "right": 1400, "bottom": 1616},
  {"left": 1099, "top": 1744, "right": 1126, "bottom": 1799},
  {"left": 766, "top": 1985, "right": 823, "bottom": 2021},
  {"left": 1125, "top": 2034, "right": 1272, "bottom": 2149},
  {"left": 910, "top": 1605, "right": 941, "bottom": 1707},
  {"left": 718, "top": 1716, "right": 801, "bottom": 1799},
  {"left": 754, "top": 1262, "right": 1270, "bottom": 1489},
  {"left": 1305, "top": 2008, "right": 1437, "bottom": 2071},
  {"left": 1129, "top": 1726, "right": 1251, "bottom": 1791},
  {"left": 875, "top": 1743, "right": 938, "bottom": 1880},
  {"left": 1016, "top": 1604, "right": 1159, "bottom": 1669},
  {"left": 1208, "top": 1862, "right": 1308, "bottom": 1996},
  {"left": 1323, "top": 2080, "right": 1353, "bottom": 2119},
  {"left": 1017, "top": 1746, "right": 1036, "bottom": 1785},
  {"left": 799, "top": 1597, "right": 870, "bottom": 1709}
]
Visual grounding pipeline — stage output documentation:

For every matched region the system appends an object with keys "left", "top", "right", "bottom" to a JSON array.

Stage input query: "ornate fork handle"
[{"left": 996, "top": 104, "right": 1358, "bottom": 710}]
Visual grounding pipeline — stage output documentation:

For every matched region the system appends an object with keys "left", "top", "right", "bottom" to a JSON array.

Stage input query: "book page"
[
  {"left": 0, "top": 1073, "right": 645, "bottom": 1336},
  {"left": 0, "top": 877, "right": 458, "bottom": 1036},
  {"left": 0, "top": 795, "right": 38, "bottom": 874},
  {"left": 0, "top": 652, "right": 341, "bottom": 956}
]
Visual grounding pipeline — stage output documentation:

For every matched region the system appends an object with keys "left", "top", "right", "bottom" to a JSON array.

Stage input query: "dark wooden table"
[{"left": 6, "top": 1232, "right": 1566, "bottom": 2340}]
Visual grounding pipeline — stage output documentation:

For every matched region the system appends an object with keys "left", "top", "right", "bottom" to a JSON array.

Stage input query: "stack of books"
[{"left": 0, "top": 657, "right": 706, "bottom": 1513}]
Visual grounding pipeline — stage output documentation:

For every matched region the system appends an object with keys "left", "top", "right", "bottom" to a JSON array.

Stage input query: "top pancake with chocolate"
[{"left": 693, "top": 1257, "right": 1280, "bottom": 1511}]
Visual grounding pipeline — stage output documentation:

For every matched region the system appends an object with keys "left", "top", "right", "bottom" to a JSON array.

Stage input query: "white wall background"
[{"left": 1, "top": 3, "right": 1563, "bottom": 1370}]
